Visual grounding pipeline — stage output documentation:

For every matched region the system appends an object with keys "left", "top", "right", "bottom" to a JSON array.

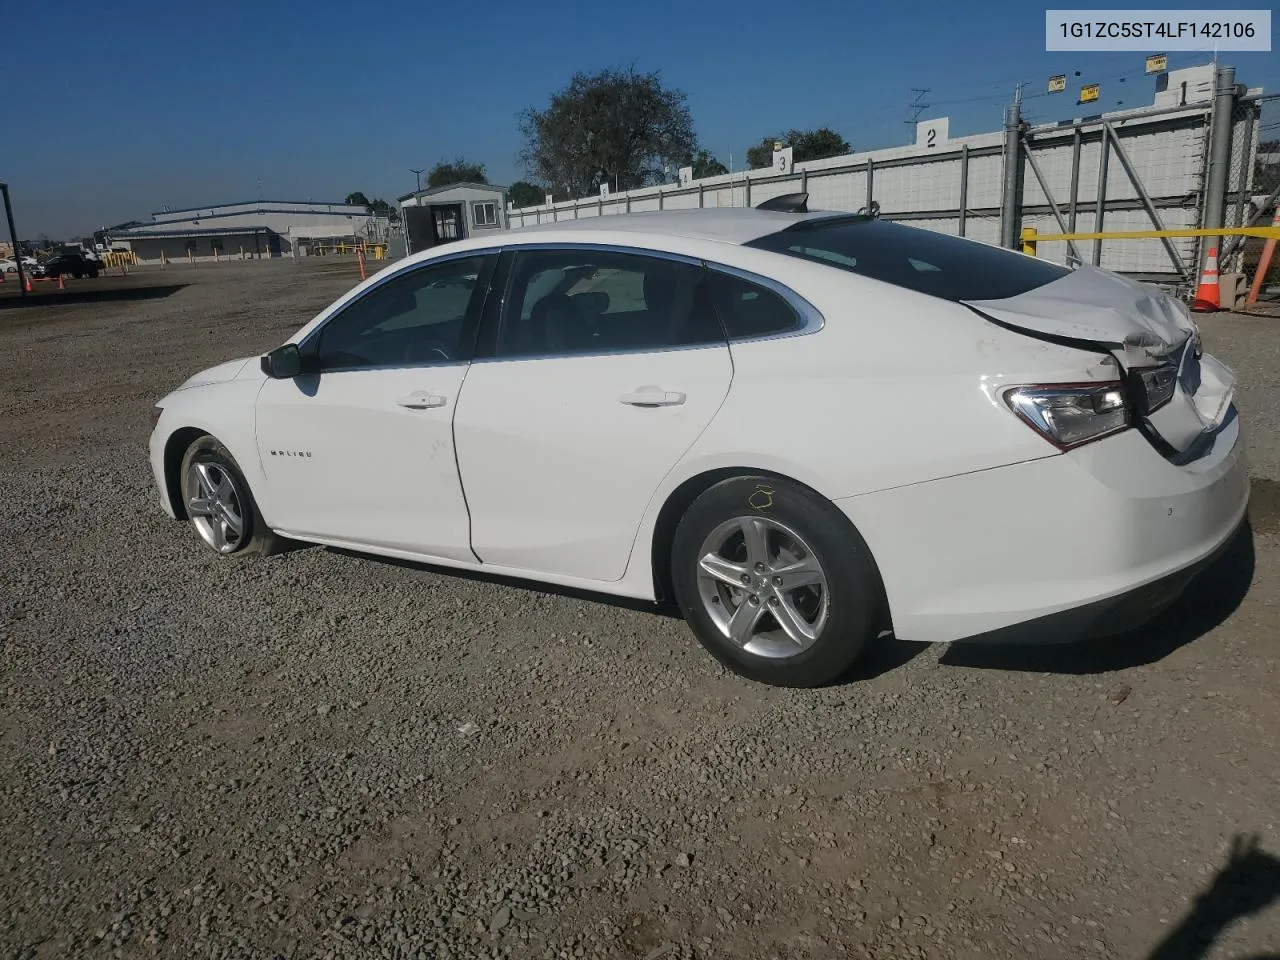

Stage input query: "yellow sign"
[
  {"left": 1079, "top": 83, "right": 1099, "bottom": 104},
  {"left": 1145, "top": 53, "right": 1167, "bottom": 74},
  {"left": 1048, "top": 75, "right": 1066, "bottom": 93}
]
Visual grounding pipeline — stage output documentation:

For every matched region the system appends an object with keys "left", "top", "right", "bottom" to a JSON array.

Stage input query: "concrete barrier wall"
[{"left": 507, "top": 98, "right": 1263, "bottom": 280}]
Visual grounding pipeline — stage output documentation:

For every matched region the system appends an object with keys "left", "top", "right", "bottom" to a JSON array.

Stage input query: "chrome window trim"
[
  {"left": 474, "top": 240, "right": 825, "bottom": 363},
  {"left": 298, "top": 247, "right": 500, "bottom": 364}
]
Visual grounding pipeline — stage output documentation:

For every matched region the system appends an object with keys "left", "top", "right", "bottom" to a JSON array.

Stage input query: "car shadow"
[
  {"left": 1146, "top": 833, "right": 1280, "bottom": 960},
  {"left": 323, "top": 546, "right": 926, "bottom": 682},
  {"left": 322, "top": 546, "right": 682, "bottom": 619},
  {"left": 0, "top": 283, "right": 189, "bottom": 308},
  {"left": 938, "top": 519, "right": 1256, "bottom": 675}
]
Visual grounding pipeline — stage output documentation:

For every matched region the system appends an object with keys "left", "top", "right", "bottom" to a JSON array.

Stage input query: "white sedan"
[{"left": 149, "top": 199, "right": 1248, "bottom": 687}]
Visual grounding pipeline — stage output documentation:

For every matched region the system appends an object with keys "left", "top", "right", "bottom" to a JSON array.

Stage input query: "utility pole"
[
  {"left": 1000, "top": 83, "right": 1025, "bottom": 249},
  {"left": 905, "top": 88, "right": 931, "bottom": 142},
  {"left": 1, "top": 182, "right": 27, "bottom": 297},
  {"left": 1202, "top": 64, "right": 1237, "bottom": 272},
  {"left": 410, "top": 168, "right": 425, "bottom": 193}
]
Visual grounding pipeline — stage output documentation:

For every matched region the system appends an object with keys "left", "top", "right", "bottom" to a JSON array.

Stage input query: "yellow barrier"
[{"left": 1021, "top": 226, "right": 1280, "bottom": 257}]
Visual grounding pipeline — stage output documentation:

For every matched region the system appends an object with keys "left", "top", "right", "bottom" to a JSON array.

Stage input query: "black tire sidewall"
[
  {"left": 178, "top": 436, "right": 261, "bottom": 555},
  {"left": 671, "top": 476, "right": 882, "bottom": 687}
]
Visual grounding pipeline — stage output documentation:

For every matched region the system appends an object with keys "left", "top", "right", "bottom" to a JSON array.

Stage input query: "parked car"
[
  {"left": 148, "top": 200, "right": 1247, "bottom": 687},
  {"left": 34, "top": 252, "right": 101, "bottom": 279},
  {"left": 0, "top": 258, "right": 18, "bottom": 274}
]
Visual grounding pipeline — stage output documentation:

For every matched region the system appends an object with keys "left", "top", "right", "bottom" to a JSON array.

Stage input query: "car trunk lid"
[{"left": 964, "top": 265, "right": 1237, "bottom": 456}]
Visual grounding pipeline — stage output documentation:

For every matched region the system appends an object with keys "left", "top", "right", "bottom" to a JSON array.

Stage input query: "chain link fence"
[{"left": 1223, "top": 96, "right": 1279, "bottom": 293}]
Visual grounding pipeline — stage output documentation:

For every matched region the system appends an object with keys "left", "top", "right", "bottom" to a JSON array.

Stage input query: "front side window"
[
  {"left": 472, "top": 201, "right": 498, "bottom": 227},
  {"left": 499, "top": 248, "right": 723, "bottom": 358},
  {"left": 746, "top": 217, "right": 1070, "bottom": 302},
  {"left": 312, "top": 255, "right": 490, "bottom": 370}
]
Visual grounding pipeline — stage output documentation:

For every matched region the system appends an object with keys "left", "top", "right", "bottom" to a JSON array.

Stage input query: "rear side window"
[
  {"left": 708, "top": 271, "right": 800, "bottom": 339},
  {"left": 746, "top": 218, "right": 1070, "bottom": 302}
]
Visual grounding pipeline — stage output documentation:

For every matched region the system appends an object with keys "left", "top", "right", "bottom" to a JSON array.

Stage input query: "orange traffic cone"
[
  {"left": 57, "top": 273, "right": 65, "bottom": 290},
  {"left": 1191, "top": 246, "right": 1222, "bottom": 312},
  {"left": 24, "top": 274, "right": 32, "bottom": 293}
]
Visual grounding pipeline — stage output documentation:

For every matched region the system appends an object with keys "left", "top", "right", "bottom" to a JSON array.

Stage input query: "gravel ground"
[{"left": 2, "top": 260, "right": 1279, "bottom": 960}]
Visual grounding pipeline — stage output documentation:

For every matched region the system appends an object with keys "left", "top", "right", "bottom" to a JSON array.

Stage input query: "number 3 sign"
[{"left": 773, "top": 146, "right": 794, "bottom": 175}]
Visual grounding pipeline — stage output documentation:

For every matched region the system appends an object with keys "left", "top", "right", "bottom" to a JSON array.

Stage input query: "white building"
[
  {"left": 107, "top": 200, "right": 390, "bottom": 262},
  {"left": 398, "top": 183, "right": 508, "bottom": 254}
]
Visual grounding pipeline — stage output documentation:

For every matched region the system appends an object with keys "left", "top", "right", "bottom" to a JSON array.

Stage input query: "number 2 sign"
[{"left": 915, "top": 117, "right": 950, "bottom": 150}]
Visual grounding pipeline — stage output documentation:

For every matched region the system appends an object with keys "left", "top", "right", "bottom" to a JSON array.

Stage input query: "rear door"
[{"left": 453, "top": 246, "right": 732, "bottom": 582}]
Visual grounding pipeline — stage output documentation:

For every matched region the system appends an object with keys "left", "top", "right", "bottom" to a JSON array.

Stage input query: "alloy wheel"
[
  {"left": 185, "top": 460, "right": 246, "bottom": 554},
  {"left": 695, "top": 516, "right": 830, "bottom": 659}
]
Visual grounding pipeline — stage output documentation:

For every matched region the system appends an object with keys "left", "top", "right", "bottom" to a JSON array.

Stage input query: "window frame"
[
  {"left": 471, "top": 201, "right": 499, "bottom": 228},
  {"left": 471, "top": 242, "right": 823, "bottom": 363},
  {"left": 298, "top": 249, "right": 499, "bottom": 374}
]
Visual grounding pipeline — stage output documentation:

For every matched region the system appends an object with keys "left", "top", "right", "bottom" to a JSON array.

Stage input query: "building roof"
[
  {"left": 149, "top": 199, "right": 369, "bottom": 217},
  {"left": 396, "top": 182, "right": 506, "bottom": 203},
  {"left": 109, "top": 225, "right": 273, "bottom": 240},
  {"left": 503, "top": 208, "right": 845, "bottom": 245}
]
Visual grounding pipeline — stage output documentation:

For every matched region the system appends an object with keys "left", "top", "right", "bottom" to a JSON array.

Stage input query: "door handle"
[
  {"left": 396, "top": 392, "right": 448, "bottom": 409},
  {"left": 620, "top": 388, "right": 686, "bottom": 407}
]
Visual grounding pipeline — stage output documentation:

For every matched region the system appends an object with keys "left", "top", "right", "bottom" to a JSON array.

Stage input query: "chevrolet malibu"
[{"left": 148, "top": 199, "right": 1248, "bottom": 687}]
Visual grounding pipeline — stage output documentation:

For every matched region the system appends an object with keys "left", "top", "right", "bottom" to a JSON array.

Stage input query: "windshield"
[{"left": 746, "top": 217, "right": 1070, "bottom": 302}]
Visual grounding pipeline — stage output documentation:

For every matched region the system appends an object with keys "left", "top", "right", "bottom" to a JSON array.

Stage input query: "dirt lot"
[{"left": 2, "top": 259, "right": 1279, "bottom": 960}]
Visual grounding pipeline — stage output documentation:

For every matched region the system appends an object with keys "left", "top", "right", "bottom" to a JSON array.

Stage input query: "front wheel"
[
  {"left": 178, "top": 436, "right": 283, "bottom": 556},
  {"left": 671, "top": 476, "right": 886, "bottom": 687}
]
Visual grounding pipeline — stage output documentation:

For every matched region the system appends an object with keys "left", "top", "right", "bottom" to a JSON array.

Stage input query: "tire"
[
  {"left": 671, "top": 475, "right": 885, "bottom": 687},
  {"left": 178, "top": 435, "right": 284, "bottom": 557}
]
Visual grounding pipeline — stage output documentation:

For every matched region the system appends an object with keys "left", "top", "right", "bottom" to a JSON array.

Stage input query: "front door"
[
  {"left": 430, "top": 204, "right": 464, "bottom": 245},
  {"left": 256, "top": 252, "right": 495, "bottom": 560},
  {"left": 453, "top": 247, "right": 732, "bottom": 582}
]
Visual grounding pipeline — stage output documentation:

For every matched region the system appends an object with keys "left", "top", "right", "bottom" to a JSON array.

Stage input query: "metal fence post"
[
  {"left": 1000, "top": 98, "right": 1023, "bottom": 249},
  {"left": 1202, "top": 65, "right": 1238, "bottom": 268},
  {"left": 1092, "top": 131, "right": 1110, "bottom": 266},
  {"left": 1068, "top": 127, "right": 1082, "bottom": 234}
]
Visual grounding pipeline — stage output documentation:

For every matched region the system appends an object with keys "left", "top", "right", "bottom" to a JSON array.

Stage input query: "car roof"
[{"left": 501, "top": 208, "right": 852, "bottom": 246}]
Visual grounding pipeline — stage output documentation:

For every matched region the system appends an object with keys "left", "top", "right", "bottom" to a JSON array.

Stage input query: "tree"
[
  {"left": 746, "top": 128, "right": 851, "bottom": 169},
  {"left": 368, "top": 198, "right": 400, "bottom": 222},
  {"left": 345, "top": 191, "right": 370, "bottom": 206},
  {"left": 689, "top": 149, "right": 728, "bottom": 179},
  {"left": 508, "top": 180, "right": 546, "bottom": 209},
  {"left": 520, "top": 65, "right": 697, "bottom": 197},
  {"left": 427, "top": 158, "right": 488, "bottom": 188}
]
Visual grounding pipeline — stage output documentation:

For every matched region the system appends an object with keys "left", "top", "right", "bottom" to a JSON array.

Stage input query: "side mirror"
[{"left": 260, "top": 343, "right": 302, "bottom": 379}]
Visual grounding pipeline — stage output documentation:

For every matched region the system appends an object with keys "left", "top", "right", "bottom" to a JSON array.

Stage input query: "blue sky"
[{"left": 3, "top": 0, "right": 1277, "bottom": 238}]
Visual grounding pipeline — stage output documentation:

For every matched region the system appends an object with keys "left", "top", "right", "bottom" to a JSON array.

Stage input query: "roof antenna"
[{"left": 756, "top": 192, "right": 808, "bottom": 213}]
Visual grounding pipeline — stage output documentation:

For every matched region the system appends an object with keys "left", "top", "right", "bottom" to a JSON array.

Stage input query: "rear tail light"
[{"left": 1002, "top": 383, "right": 1129, "bottom": 450}]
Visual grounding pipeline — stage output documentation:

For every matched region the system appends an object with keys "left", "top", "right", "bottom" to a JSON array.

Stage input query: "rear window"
[{"left": 745, "top": 217, "right": 1070, "bottom": 302}]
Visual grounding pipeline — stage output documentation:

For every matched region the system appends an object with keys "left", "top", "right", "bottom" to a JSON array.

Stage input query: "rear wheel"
[
  {"left": 178, "top": 436, "right": 282, "bottom": 556},
  {"left": 671, "top": 476, "right": 884, "bottom": 687}
]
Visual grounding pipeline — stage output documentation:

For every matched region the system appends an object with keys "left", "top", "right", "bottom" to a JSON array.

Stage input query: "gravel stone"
[{"left": 0, "top": 264, "right": 1277, "bottom": 959}]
